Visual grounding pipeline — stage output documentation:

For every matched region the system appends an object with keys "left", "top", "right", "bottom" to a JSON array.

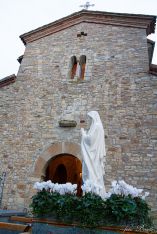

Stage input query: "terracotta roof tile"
[{"left": 0, "top": 74, "right": 16, "bottom": 88}]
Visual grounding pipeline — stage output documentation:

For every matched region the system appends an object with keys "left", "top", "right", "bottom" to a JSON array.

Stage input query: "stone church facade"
[{"left": 0, "top": 10, "right": 157, "bottom": 218}]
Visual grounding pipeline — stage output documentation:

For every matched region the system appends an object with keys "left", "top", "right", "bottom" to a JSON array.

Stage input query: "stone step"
[
  {"left": 0, "top": 221, "right": 30, "bottom": 232},
  {"left": 10, "top": 215, "right": 32, "bottom": 224}
]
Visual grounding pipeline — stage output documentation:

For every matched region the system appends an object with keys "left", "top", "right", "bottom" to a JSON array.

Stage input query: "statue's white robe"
[{"left": 81, "top": 111, "right": 106, "bottom": 197}]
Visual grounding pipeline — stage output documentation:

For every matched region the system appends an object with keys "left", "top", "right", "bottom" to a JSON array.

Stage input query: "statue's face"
[{"left": 86, "top": 115, "right": 92, "bottom": 130}]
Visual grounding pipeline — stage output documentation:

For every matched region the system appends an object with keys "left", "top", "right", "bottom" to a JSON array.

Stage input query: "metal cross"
[{"left": 80, "top": 1, "right": 95, "bottom": 10}]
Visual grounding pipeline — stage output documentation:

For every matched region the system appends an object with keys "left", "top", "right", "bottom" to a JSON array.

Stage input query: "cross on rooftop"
[{"left": 80, "top": 1, "right": 95, "bottom": 10}]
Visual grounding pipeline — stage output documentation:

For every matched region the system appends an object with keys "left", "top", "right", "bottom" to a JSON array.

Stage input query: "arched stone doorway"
[
  {"left": 33, "top": 142, "right": 82, "bottom": 181},
  {"left": 29, "top": 142, "right": 82, "bottom": 205},
  {"left": 45, "top": 154, "right": 82, "bottom": 185}
]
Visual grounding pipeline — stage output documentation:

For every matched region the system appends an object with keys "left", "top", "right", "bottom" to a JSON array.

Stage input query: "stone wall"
[{"left": 0, "top": 22, "right": 157, "bottom": 217}]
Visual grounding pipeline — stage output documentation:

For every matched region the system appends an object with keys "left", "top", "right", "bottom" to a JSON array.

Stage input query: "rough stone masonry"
[{"left": 0, "top": 10, "right": 157, "bottom": 220}]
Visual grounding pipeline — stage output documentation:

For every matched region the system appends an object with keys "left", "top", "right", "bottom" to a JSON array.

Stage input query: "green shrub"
[
  {"left": 105, "top": 194, "right": 151, "bottom": 227},
  {"left": 30, "top": 190, "right": 152, "bottom": 228}
]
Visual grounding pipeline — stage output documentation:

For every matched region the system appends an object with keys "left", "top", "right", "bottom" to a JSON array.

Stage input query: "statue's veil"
[{"left": 81, "top": 111, "right": 106, "bottom": 196}]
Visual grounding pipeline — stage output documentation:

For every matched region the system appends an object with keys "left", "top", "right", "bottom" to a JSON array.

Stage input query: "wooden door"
[{"left": 45, "top": 154, "right": 82, "bottom": 186}]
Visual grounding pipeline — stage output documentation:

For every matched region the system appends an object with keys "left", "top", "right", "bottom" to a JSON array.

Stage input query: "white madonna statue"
[{"left": 81, "top": 111, "right": 106, "bottom": 197}]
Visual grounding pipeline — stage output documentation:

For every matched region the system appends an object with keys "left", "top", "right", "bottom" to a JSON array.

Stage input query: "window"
[
  {"left": 69, "top": 55, "right": 86, "bottom": 81},
  {"left": 79, "top": 55, "right": 86, "bottom": 80},
  {"left": 69, "top": 56, "right": 77, "bottom": 79}
]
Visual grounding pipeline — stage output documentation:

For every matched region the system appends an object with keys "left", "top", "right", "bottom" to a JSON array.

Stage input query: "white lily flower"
[
  {"left": 108, "top": 180, "right": 149, "bottom": 200},
  {"left": 142, "top": 192, "right": 149, "bottom": 200}
]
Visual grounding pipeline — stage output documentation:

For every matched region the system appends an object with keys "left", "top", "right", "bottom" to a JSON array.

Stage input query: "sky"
[{"left": 0, "top": 0, "right": 157, "bottom": 79}]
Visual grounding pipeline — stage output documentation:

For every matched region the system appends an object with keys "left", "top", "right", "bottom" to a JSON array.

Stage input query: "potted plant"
[{"left": 30, "top": 180, "right": 156, "bottom": 234}]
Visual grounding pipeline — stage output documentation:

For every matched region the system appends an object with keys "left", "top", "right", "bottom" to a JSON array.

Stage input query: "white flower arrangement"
[
  {"left": 33, "top": 180, "right": 77, "bottom": 195},
  {"left": 33, "top": 179, "right": 149, "bottom": 200},
  {"left": 80, "top": 179, "right": 149, "bottom": 200},
  {"left": 104, "top": 180, "right": 149, "bottom": 200},
  {"left": 81, "top": 180, "right": 103, "bottom": 196}
]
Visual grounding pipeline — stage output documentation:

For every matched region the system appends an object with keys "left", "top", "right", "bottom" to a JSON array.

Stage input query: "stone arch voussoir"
[{"left": 33, "top": 142, "right": 82, "bottom": 178}]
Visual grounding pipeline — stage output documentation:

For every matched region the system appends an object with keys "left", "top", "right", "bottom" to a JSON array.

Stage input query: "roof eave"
[
  {"left": 149, "top": 64, "right": 157, "bottom": 76},
  {"left": 20, "top": 10, "right": 156, "bottom": 45},
  {"left": 0, "top": 74, "right": 16, "bottom": 88}
]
